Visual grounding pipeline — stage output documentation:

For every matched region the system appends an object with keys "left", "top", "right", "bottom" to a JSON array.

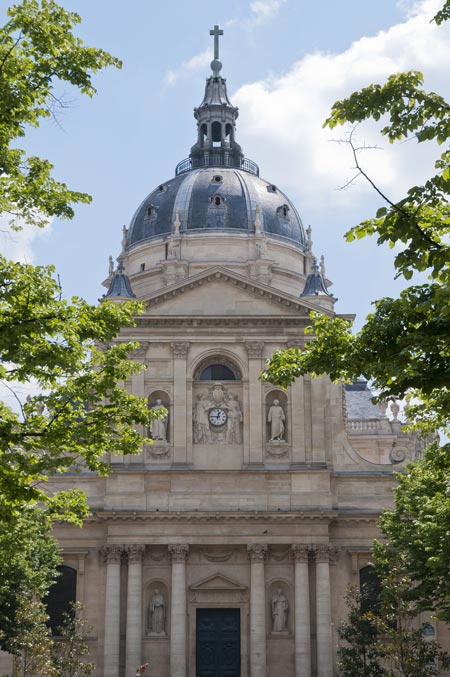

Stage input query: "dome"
[
  {"left": 127, "top": 168, "right": 306, "bottom": 250},
  {"left": 126, "top": 35, "right": 306, "bottom": 253}
]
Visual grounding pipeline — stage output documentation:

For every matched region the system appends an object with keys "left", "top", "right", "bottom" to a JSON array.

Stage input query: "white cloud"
[
  {"left": 249, "top": 0, "right": 287, "bottom": 24},
  {"left": 0, "top": 216, "right": 53, "bottom": 263},
  {"left": 165, "top": 48, "right": 213, "bottom": 86},
  {"left": 233, "top": 0, "right": 450, "bottom": 212}
]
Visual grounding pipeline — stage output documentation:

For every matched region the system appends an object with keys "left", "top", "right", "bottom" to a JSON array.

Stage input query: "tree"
[
  {"left": 0, "top": 0, "right": 161, "bottom": 657},
  {"left": 337, "top": 586, "right": 386, "bottom": 677},
  {"left": 0, "top": 508, "right": 60, "bottom": 654},
  {"left": 51, "top": 603, "right": 95, "bottom": 677},
  {"left": 0, "top": 0, "right": 121, "bottom": 228},
  {"left": 262, "top": 1, "right": 450, "bottom": 617},
  {"left": 337, "top": 567, "right": 450, "bottom": 677}
]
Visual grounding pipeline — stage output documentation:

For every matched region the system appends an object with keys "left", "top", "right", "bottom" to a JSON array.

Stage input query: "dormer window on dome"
[{"left": 277, "top": 204, "right": 290, "bottom": 220}]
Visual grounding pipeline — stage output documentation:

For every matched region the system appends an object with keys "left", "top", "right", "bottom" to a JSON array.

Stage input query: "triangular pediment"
[
  {"left": 141, "top": 266, "right": 332, "bottom": 318},
  {"left": 189, "top": 572, "right": 247, "bottom": 592}
]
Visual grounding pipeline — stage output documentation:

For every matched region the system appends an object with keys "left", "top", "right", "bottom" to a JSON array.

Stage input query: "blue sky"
[{"left": 3, "top": 0, "right": 449, "bottom": 328}]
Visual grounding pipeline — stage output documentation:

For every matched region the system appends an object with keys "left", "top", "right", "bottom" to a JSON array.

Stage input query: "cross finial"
[{"left": 209, "top": 24, "right": 223, "bottom": 77}]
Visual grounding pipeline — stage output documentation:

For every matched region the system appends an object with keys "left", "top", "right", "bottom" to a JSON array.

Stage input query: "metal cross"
[{"left": 210, "top": 25, "right": 223, "bottom": 60}]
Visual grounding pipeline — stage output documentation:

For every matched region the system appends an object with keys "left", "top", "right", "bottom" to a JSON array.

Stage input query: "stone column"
[
  {"left": 169, "top": 545, "right": 189, "bottom": 677},
  {"left": 247, "top": 544, "right": 268, "bottom": 677},
  {"left": 291, "top": 545, "right": 311, "bottom": 677},
  {"left": 125, "top": 545, "right": 145, "bottom": 677},
  {"left": 314, "top": 545, "right": 336, "bottom": 677},
  {"left": 246, "top": 343, "right": 264, "bottom": 467},
  {"left": 171, "top": 342, "right": 190, "bottom": 467},
  {"left": 101, "top": 545, "right": 122, "bottom": 677}
]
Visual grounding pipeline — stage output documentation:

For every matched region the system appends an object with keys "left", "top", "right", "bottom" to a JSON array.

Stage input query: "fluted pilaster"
[
  {"left": 125, "top": 545, "right": 145, "bottom": 677},
  {"left": 247, "top": 544, "right": 268, "bottom": 677},
  {"left": 169, "top": 545, "right": 189, "bottom": 677}
]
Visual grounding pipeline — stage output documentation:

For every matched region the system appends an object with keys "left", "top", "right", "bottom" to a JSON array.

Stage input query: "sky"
[{"left": 2, "top": 0, "right": 450, "bottom": 327}]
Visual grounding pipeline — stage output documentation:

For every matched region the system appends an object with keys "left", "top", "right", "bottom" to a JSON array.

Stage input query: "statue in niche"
[
  {"left": 226, "top": 393, "right": 243, "bottom": 444},
  {"left": 147, "top": 588, "right": 165, "bottom": 634},
  {"left": 271, "top": 587, "right": 289, "bottom": 633},
  {"left": 149, "top": 399, "right": 168, "bottom": 442},
  {"left": 193, "top": 394, "right": 211, "bottom": 443},
  {"left": 268, "top": 399, "right": 286, "bottom": 441}
]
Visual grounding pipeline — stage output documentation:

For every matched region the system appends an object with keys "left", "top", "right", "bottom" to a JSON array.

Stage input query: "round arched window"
[{"left": 199, "top": 364, "right": 236, "bottom": 380}]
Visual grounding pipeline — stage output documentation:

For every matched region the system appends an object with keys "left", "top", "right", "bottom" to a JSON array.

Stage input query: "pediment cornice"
[{"left": 140, "top": 266, "right": 333, "bottom": 318}]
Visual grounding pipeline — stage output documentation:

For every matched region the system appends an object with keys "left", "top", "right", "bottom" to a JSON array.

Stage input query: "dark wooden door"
[{"left": 196, "top": 608, "right": 240, "bottom": 677}]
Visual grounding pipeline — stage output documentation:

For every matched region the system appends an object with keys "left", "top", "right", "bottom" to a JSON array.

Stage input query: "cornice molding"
[{"left": 141, "top": 266, "right": 332, "bottom": 317}]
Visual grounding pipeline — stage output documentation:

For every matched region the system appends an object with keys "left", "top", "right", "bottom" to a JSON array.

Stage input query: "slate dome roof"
[{"left": 127, "top": 167, "right": 306, "bottom": 250}]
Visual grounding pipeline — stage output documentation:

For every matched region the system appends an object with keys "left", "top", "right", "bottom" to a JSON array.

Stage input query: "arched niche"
[
  {"left": 148, "top": 390, "right": 171, "bottom": 443},
  {"left": 267, "top": 579, "right": 292, "bottom": 635},
  {"left": 265, "top": 390, "right": 289, "bottom": 444},
  {"left": 145, "top": 580, "right": 169, "bottom": 636},
  {"left": 45, "top": 565, "right": 77, "bottom": 636}
]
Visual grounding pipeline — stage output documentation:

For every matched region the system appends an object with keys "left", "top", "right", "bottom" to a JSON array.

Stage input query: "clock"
[{"left": 209, "top": 407, "right": 228, "bottom": 427}]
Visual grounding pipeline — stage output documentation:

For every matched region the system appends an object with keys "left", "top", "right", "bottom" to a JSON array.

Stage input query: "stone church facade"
[{"left": 1, "top": 27, "right": 443, "bottom": 677}]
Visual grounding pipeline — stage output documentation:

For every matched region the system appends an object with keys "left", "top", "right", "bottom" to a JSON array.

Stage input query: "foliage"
[
  {"left": 0, "top": 0, "right": 121, "bottom": 228},
  {"left": 337, "top": 586, "right": 386, "bottom": 677},
  {"left": 51, "top": 603, "right": 95, "bottom": 677},
  {"left": 0, "top": 1, "right": 160, "bottom": 657},
  {"left": 0, "top": 508, "right": 60, "bottom": 654},
  {"left": 377, "top": 442, "right": 450, "bottom": 623},
  {"left": 0, "top": 255, "right": 157, "bottom": 523},
  {"left": 337, "top": 562, "right": 450, "bottom": 677},
  {"left": 3, "top": 596, "right": 57, "bottom": 677},
  {"left": 262, "top": 0, "right": 450, "bottom": 619}
]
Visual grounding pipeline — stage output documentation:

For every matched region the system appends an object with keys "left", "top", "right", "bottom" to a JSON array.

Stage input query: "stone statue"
[
  {"left": 226, "top": 394, "right": 243, "bottom": 444},
  {"left": 271, "top": 588, "right": 289, "bottom": 633},
  {"left": 268, "top": 399, "right": 285, "bottom": 441},
  {"left": 193, "top": 394, "right": 211, "bottom": 443},
  {"left": 167, "top": 235, "right": 180, "bottom": 260},
  {"left": 147, "top": 588, "right": 165, "bottom": 634},
  {"left": 150, "top": 399, "right": 168, "bottom": 442}
]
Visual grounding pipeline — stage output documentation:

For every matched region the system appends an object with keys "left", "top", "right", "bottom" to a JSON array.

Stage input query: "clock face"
[{"left": 209, "top": 407, "right": 228, "bottom": 427}]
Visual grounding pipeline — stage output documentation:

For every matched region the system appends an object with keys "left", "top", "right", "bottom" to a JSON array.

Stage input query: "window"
[
  {"left": 213, "top": 175, "right": 223, "bottom": 183},
  {"left": 45, "top": 565, "right": 77, "bottom": 636},
  {"left": 199, "top": 364, "right": 236, "bottom": 380},
  {"left": 359, "top": 565, "right": 382, "bottom": 613}
]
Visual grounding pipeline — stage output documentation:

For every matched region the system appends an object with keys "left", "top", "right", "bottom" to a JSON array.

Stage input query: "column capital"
[
  {"left": 99, "top": 544, "right": 123, "bottom": 564},
  {"left": 132, "top": 341, "right": 149, "bottom": 360},
  {"left": 291, "top": 543, "right": 310, "bottom": 563},
  {"left": 126, "top": 544, "right": 146, "bottom": 563},
  {"left": 247, "top": 543, "right": 268, "bottom": 562},
  {"left": 168, "top": 544, "right": 189, "bottom": 563},
  {"left": 171, "top": 341, "right": 190, "bottom": 358},
  {"left": 312, "top": 544, "right": 338, "bottom": 563},
  {"left": 245, "top": 341, "right": 264, "bottom": 358}
]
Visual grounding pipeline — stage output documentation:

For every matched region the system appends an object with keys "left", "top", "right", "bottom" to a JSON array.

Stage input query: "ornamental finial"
[{"left": 209, "top": 24, "right": 223, "bottom": 77}]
